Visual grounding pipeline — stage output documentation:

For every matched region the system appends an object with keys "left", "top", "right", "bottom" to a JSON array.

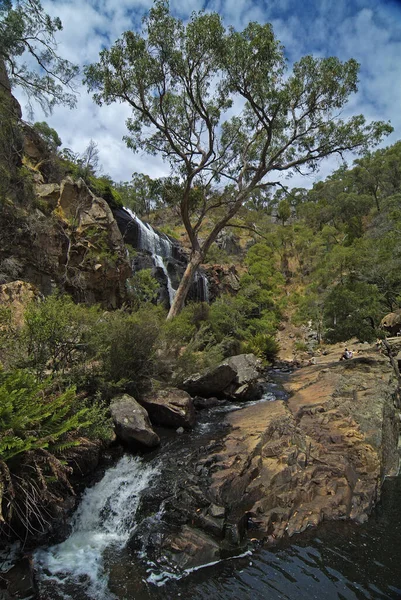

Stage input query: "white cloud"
[{"left": 12, "top": 0, "right": 401, "bottom": 190}]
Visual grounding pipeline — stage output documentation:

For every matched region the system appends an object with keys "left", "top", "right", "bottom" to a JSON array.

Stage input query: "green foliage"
[
  {"left": 323, "top": 281, "right": 381, "bottom": 343},
  {"left": 127, "top": 269, "right": 160, "bottom": 308},
  {"left": 116, "top": 173, "right": 163, "bottom": 215},
  {"left": 21, "top": 293, "right": 101, "bottom": 380},
  {"left": 32, "top": 121, "right": 62, "bottom": 150},
  {"left": 242, "top": 333, "right": 279, "bottom": 363},
  {"left": 162, "top": 302, "right": 208, "bottom": 348},
  {"left": 85, "top": 0, "right": 391, "bottom": 317},
  {"left": 0, "top": 370, "right": 107, "bottom": 462},
  {"left": 171, "top": 343, "right": 224, "bottom": 386},
  {"left": 93, "top": 305, "right": 163, "bottom": 396},
  {"left": 276, "top": 199, "right": 291, "bottom": 225},
  {"left": 0, "top": 368, "right": 111, "bottom": 536},
  {"left": 0, "top": 0, "right": 79, "bottom": 115}
]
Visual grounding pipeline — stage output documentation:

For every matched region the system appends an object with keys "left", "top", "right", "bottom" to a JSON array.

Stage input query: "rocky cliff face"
[
  {"left": 0, "top": 175, "right": 131, "bottom": 307},
  {"left": 132, "top": 343, "right": 400, "bottom": 571}
]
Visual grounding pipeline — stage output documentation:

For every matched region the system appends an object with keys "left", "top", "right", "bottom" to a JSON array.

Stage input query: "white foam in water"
[
  {"left": 146, "top": 549, "right": 254, "bottom": 587},
  {"left": 34, "top": 455, "right": 159, "bottom": 600}
]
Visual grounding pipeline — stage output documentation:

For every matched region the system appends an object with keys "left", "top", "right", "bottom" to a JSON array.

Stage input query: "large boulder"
[
  {"left": 224, "top": 353, "right": 264, "bottom": 401},
  {"left": 181, "top": 363, "right": 237, "bottom": 398},
  {"left": 110, "top": 395, "right": 160, "bottom": 448},
  {"left": 141, "top": 388, "right": 195, "bottom": 429},
  {"left": 181, "top": 354, "right": 263, "bottom": 401},
  {"left": 380, "top": 310, "right": 401, "bottom": 336}
]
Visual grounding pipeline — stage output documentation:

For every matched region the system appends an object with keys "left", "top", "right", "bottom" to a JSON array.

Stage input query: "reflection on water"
[
  {"left": 34, "top": 378, "right": 401, "bottom": 600},
  {"left": 159, "top": 476, "right": 401, "bottom": 600}
]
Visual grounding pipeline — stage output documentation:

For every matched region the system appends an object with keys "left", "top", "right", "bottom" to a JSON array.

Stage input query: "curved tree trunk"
[{"left": 167, "top": 251, "right": 203, "bottom": 320}]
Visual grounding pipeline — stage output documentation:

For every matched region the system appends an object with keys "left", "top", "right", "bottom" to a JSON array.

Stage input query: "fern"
[
  {"left": 0, "top": 371, "right": 107, "bottom": 462},
  {"left": 0, "top": 369, "right": 111, "bottom": 538}
]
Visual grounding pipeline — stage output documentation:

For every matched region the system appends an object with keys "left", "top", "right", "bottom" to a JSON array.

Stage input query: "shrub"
[
  {"left": 21, "top": 294, "right": 100, "bottom": 379},
  {"left": 127, "top": 269, "right": 160, "bottom": 308},
  {"left": 0, "top": 369, "right": 110, "bottom": 536},
  {"left": 93, "top": 305, "right": 163, "bottom": 396},
  {"left": 170, "top": 342, "right": 224, "bottom": 386},
  {"left": 242, "top": 333, "right": 279, "bottom": 363}
]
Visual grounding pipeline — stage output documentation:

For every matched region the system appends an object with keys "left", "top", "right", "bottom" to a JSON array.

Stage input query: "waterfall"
[
  {"left": 124, "top": 208, "right": 172, "bottom": 258},
  {"left": 123, "top": 208, "right": 209, "bottom": 307},
  {"left": 34, "top": 455, "right": 159, "bottom": 600},
  {"left": 152, "top": 253, "right": 176, "bottom": 306},
  {"left": 194, "top": 269, "right": 210, "bottom": 303}
]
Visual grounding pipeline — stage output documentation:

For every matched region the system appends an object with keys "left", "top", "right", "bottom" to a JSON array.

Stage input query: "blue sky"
[{"left": 15, "top": 0, "right": 401, "bottom": 188}]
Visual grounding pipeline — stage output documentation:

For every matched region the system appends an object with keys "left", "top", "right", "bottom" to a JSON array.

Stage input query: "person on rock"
[{"left": 340, "top": 348, "right": 353, "bottom": 360}]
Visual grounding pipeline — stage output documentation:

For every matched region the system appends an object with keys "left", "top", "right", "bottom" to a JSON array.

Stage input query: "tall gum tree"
[{"left": 84, "top": 0, "right": 392, "bottom": 319}]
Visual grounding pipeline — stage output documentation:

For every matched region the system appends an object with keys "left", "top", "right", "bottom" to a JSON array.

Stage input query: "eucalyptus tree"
[
  {"left": 0, "top": 0, "right": 78, "bottom": 115},
  {"left": 85, "top": 0, "right": 392, "bottom": 319}
]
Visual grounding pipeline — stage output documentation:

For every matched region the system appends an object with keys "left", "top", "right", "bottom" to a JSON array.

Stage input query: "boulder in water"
[
  {"left": 182, "top": 354, "right": 263, "bottom": 400},
  {"left": 162, "top": 525, "right": 221, "bottom": 571},
  {"left": 224, "top": 353, "right": 264, "bottom": 401},
  {"left": 110, "top": 395, "right": 160, "bottom": 448},
  {"left": 141, "top": 388, "right": 195, "bottom": 429},
  {"left": 181, "top": 364, "right": 237, "bottom": 397}
]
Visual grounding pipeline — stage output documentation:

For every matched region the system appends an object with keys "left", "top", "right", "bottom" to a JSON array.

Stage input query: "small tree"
[
  {"left": 0, "top": 0, "right": 78, "bottom": 115},
  {"left": 85, "top": 0, "right": 392, "bottom": 319},
  {"left": 32, "top": 121, "right": 62, "bottom": 150}
]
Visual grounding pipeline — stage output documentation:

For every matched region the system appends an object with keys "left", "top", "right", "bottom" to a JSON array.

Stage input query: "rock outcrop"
[
  {"left": 203, "top": 264, "right": 240, "bottom": 302},
  {"left": 110, "top": 395, "right": 160, "bottom": 448},
  {"left": 224, "top": 353, "right": 264, "bottom": 400},
  {"left": 182, "top": 353, "right": 263, "bottom": 400},
  {"left": 380, "top": 310, "right": 401, "bottom": 336},
  {"left": 134, "top": 344, "right": 400, "bottom": 571},
  {"left": 141, "top": 388, "right": 196, "bottom": 429},
  {"left": 0, "top": 177, "right": 131, "bottom": 307},
  {"left": 0, "top": 280, "right": 40, "bottom": 328},
  {"left": 182, "top": 363, "right": 237, "bottom": 397}
]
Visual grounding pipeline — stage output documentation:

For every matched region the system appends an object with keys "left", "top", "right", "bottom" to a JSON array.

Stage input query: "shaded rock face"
[
  {"left": 203, "top": 264, "right": 240, "bottom": 302},
  {"left": 110, "top": 395, "right": 160, "bottom": 448},
  {"left": 0, "top": 556, "right": 37, "bottom": 600},
  {"left": 141, "top": 388, "right": 195, "bottom": 429},
  {"left": 182, "top": 363, "right": 237, "bottom": 397},
  {"left": 137, "top": 347, "right": 399, "bottom": 572},
  {"left": 182, "top": 354, "right": 263, "bottom": 400},
  {"left": 215, "top": 230, "right": 242, "bottom": 256},
  {"left": 0, "top": 178, "right": 131, "bottom": 307}
]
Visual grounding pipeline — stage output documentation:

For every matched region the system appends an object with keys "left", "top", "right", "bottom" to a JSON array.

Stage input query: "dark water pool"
[
  {"left": 148, "top": 475, "right": 401, "bottom": 600},
  {"left": 34, "top": 382, "right": 401, "bottom": 600}
]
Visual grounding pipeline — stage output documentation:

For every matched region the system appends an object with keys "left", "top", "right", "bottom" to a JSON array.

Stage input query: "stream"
[{"left": 33, "top": 383, "right": 401, "bottom": 600}]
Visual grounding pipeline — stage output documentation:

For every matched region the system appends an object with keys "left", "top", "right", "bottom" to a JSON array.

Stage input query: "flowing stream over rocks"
[{"left": 32, "top": 372, "right": 401, "bottom": 600}]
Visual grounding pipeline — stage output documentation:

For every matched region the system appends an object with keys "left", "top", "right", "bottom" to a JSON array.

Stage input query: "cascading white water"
[
  {"left": 152, "top": 253, "right": 176, "bottom": 305},
  {"left": 194, "top": 269, "right": 210, "bottom": 303},
  {"left": 34, "top": 455, "right": 159, "bottom": 600},
  {"left": 124, "top": 208, "right": 210, "bottom": 306},
  {"left": 124, "top": 208, "right": 172, "bottom": 257}
]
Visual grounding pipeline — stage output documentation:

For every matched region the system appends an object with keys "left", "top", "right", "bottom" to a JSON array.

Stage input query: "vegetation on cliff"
[{"left": 0, "top": 0, "right": 400, "bottom": 544}]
